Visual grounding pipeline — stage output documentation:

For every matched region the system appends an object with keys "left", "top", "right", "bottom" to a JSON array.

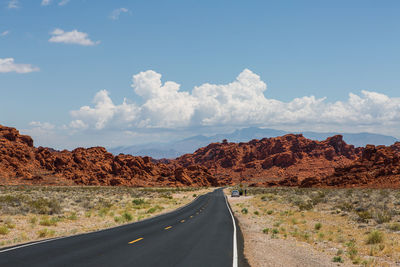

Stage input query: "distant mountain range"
[{"left": 108, "top": 127, "right": 399, "bottom": 159}]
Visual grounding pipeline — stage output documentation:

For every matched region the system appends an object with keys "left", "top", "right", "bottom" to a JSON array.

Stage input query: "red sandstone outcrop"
[
  {"left": 0, "top": 125, "right": 219, "bottom": 187},
  {"left": 2, "top": 124, "right": 400, "bottom": 188},
  {"left": 301, "top": 143, "right": 400, "bottom": 188},
  {"left": 176, "top": 134, "right": 359, "bottom": 185}
]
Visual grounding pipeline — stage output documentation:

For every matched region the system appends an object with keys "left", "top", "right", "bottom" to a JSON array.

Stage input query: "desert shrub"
[
  {"left": 241, "top": 208, "right": 248, "bottom": 214},
  {"left": 29, "top": 216, "right": 38, "bottom": 225},
  {"left": 122, "top": 212, "right": 133, "bottom": 222},
  {"left": 387, "top": 223, "right": 400, "bottom": 231},
  {"left": 160, "top": 193, "right": 173, "bottom": 199},
  {"left": 267, "top": 210, "right": 273, "bottom": 215},
  {"left": 366, "top": 230, "right": 384, "bottom": 244},
  {"left": 374, "top": 210, "right": 392, "bottom": 224},
  {"left": 254, "top": 211, "right": 259, "bottom": 215},
  {"left": 192, "top": 194, "right": 197, "bottom": 197},
  {"left": 132, "top": 198, "right": 145, "bottom": 205},
  {"left": 263, "top": 228, "right": 269, "bottom": 234},
  {"left": 356, "top": 210, "right": 372, "bottom": 223},
  {"left": 0, "top": 225, "right": 9, "bottom": 235},
  {"left": 67, "top": 212, "right": 78, "bottom": 220},
  {"left": 314, "top": 222, "right": 322, "bottom": 231},
  {"left": 146, "top": 205, "right": 164, "bottom": 214},
  {"left": 37, "top": 228, "right": 55, "bottom": 238},
  {"left": 335, "top": 202, "right": 353, "bottom": 212},
  {"left": 28, "top": 198, "right": 62, "bottom": 215},
  {"left": 332, "top": 256, "right": 344, "bottom": 263},
  {"left": 39, "top": 216, "right": 59, "bottom": 226}
]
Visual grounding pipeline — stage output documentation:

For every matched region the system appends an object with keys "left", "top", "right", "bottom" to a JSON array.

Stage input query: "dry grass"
[
  {"left": 0, "top": 186, "right": 212, "bottom": 248},
  {"left": 226, "top": 187, "right": 400, "bottom": 267}
]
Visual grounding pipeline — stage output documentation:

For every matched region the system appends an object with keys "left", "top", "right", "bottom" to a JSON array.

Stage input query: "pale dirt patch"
[
  {"left": 227, "top": 194, "right": 345, "bottom": 267},
  {"left": 225, "top": 187, "right": 400, "bottom": 267},
  {"left": 0, "top": 186, "right": 213, "bottom": 248}
]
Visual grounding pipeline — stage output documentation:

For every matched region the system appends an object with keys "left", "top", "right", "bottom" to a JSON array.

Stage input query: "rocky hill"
[
  {"left": 300, "top": 143, "right": 400, "bottom": 188},
  {"left": 0, "top": 125, "right": 219, "bottom": 187},
  {"left": 2, "top": 124, "right": 400, "bottom": 188},
  {"left": 176, "top": 134, "right": 361, "bottom": 185}
]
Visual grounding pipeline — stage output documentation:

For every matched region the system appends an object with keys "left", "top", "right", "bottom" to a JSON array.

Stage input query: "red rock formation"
[
  {"left": 0, "top": 125, "right": 219, "bottom": 187},
  {"left": 176, "top": 134, "right": 359, "bottom": 185},
  {"left": 301, "top": 143, "right": 400, "bottom": 188},
  {"left": 2, "top": 124, "right": 400, "bottom": 188}
]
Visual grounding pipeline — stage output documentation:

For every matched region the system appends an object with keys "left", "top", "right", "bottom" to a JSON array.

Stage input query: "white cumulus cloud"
[
  {"left": 68, "top": 69, "right": 400, "bottom": 135},
  {"left": 0, "top": 58, "right": 39, "bottom": 73},
  {"left": 110, "top": 7, "right": 129, "bottom": 20},
  {"left": 58, "top": 0, "right": 69, "bottom": 6},
  {"left": 49, "top": 28, "right": 100, "bottom": 46},
  {"left": 41, "top": 0, "right": 51, "bottom": 6},
  {"left": 1, "top": 30, "right": 10, "bottom": 37},
  {"left": 7, "top": 0, "right": 19, "bottom": 9}
]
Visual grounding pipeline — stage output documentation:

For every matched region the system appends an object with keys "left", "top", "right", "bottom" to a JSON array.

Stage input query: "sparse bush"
[
  {"left": 254, "top": 211, "right": 259, "bottom": 215},
  {"left": 366, "top": 230, "right": 384, "bottom": 244},
  {"left": 374, "top": 210, "right": 392, "bottom": 224},
  {"left": 332, "top": 256, "right": 344, "bottom": 263},
  {"left": 267, "top": 210, "right": 273, "bottom": 215},
  {"left": 67, "top": 212, "right": 78, "bottom": 220},
  {"left": 39, "top": 216, "right": 59, "bottom": 226},
  {"left": 132, "top": 198, "right": 145, "bottom": 205},
  {"left": 146, "top": 205, "right": 164, "bottom": 214},
  {"left": 387, "top": 223, "right": 400, "bottom": 231},
  {"left": 356, "top": 210, "right": 372, "bottom": 223},
  {"left": 262, "top": 228, "right": 269, "bottom": 234},
  {"left": 122, "top": 212, "right": 133, "bottom": 222},
  {"left": 0, "top": 225, "right": 9, "bottom": 235},
  {"left": 241, "top": 208, "right": 248, "bottom": 214},
  {"left": 28, "top": 198, "right": 61, "bottom": 215},
  {"left": 314, "top": 222, "right": 322, "bottom": 231},
  {"left": 37, "top": 228, "right": 55, "bottom": 238}
]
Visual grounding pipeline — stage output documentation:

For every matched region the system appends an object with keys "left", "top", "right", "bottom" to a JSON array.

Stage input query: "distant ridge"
[{"left": 109, "top": 127, "right": 399, "bottom": 159}]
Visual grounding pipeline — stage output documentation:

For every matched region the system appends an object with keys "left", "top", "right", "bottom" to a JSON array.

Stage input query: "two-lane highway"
[{"left": 0, "top": 188, "right": 240, "bottom": 267}]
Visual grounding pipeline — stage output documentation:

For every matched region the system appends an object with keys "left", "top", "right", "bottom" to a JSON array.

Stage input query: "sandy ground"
[
  {"left": 228, "top": 195, "right": 353, "bottom": 267},
  {"left": 0, "top": 187, "right": 213, "bottom": 249}
]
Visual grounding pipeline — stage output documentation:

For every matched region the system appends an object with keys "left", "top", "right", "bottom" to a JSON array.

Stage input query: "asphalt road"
[{"left": 0, "top": 188, "right": 243, "bottom": 267}]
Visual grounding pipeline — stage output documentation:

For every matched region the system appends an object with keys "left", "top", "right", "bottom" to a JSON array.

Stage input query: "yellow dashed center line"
[
  {"left": 164, "top": 226, "right": 172, "bottom": 230},
  {"left": 128, "top": 237, "right": 143, "bottom": 244}
]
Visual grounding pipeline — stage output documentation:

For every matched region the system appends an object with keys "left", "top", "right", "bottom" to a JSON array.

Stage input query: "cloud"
[
  {"left": 7, "top": 0, "right": 19, "bottom": 9},
  {"left": 0, "top": 58, "right": 39, "bottom": 73},
  {"left": 29, "top": 121, "right": 55, "bottom": 130},
  {"left": 49, "top": 28, "right": 100, "bottom": 46},
  {"left": 68, "top": 69, "right": 400, "bottom": 135},
  {"left": 1, "top": 30, "right": 10, "bottom": 37},
  {"left": 110, "top": 7, "right": 129, "bottom": 20},
  {"left": 58, "top": 0, "right": 69, "bottom": 6},
  {"left": 41, "top": 0, "right": 51, "bottom": 6}
]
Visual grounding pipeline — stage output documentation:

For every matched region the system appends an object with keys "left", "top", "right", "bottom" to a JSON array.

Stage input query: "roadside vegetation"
[
  {"left": 227, "top": 187, "right": 400, "bottom": 266},
  {"left": 0, "top": 186, "right": 211, "bottom": 248}
]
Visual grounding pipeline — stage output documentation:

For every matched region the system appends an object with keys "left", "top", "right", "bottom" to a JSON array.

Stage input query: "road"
[{"left": 0, "top": 188, "right": 243, "bottom": 267}]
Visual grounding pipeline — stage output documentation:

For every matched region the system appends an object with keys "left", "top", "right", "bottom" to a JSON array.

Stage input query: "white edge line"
[
  {"left": 225, "top": 195, "right": 238, "bottom": 267},
  {"left": 0, "top": 237, "right": 64, "bottom": 253},
  {"left": 0, "top": 189, "right": 212, "bottom": 253}
]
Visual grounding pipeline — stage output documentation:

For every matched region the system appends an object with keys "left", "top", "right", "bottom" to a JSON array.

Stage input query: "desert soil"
[
  {"left": 226, "top": 187, "right": 400, "bottom": 267},
  {"left": 0, "top": 186, "right": 212, "bottom": 249}
]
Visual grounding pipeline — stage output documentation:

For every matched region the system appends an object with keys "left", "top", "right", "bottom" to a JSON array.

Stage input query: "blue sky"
[{"left": 1, "top": 0, "right": 400, "bottom": 149}]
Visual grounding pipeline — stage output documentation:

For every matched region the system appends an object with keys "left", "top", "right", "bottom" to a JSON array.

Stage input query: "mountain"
[
  {"left": 2, "top": 124, "right": 400, "bottom": 188},
  {"left": 0, "top": 125, "right": 219, "bottom": 187},
  {"left": 109, "top": 127, "right": 398, "bottom": 159},
  {"left": 175, "top": 134, "right": 360, "bottom": 185}
]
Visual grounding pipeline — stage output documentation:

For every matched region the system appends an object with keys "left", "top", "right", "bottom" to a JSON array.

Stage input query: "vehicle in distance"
[{"left": 231, "top": 190, "right": 240, "bottom": 197}]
